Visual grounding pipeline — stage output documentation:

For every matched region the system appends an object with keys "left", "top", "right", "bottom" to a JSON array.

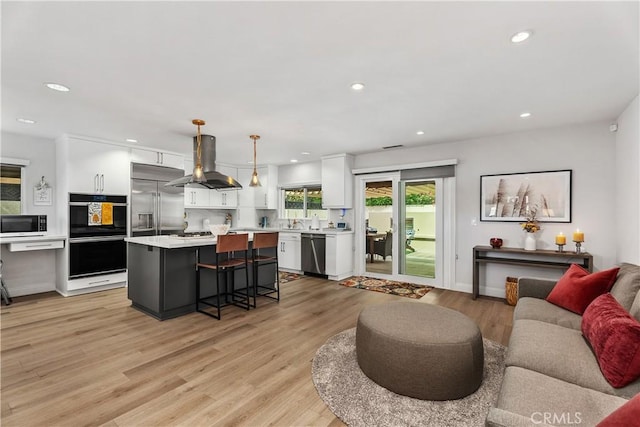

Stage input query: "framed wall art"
[
  {"left": 480, "top": 169, "right": 572, "bottom": 222},
  {"left": 33, "top": 176, "right": 53, "bottom": 206}
]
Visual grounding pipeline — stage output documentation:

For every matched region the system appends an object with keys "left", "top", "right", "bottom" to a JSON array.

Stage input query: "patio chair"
[
  {"left": 406, "top": 228, "right": 416, "bottom": 253},
  {"left": 374, "top": 231, "right": 393, "bottom": 261}
]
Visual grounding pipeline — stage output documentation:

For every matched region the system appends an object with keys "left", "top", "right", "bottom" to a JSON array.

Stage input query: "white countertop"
[
  {"left": 0, "top": 234, "right": 67, "bottom": 244},
  {"left": 125, "top": 235, "right": 229, "bottom": 249},
  {"left": 233, "top": 227, "right": 354, "bottom": 235},
  {"left": 126, "top": 228, "right": 355, "bottom": 249}
]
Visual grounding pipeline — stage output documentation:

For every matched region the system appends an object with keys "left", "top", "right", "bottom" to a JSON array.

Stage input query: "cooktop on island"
[{"left": 168, "top": 231, "right": 214, "bottom": 239}]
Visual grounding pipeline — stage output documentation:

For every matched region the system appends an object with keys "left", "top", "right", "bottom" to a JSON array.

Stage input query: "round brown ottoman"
[{"left": 356, "top": 301, "right": 484, "bottom": 400}]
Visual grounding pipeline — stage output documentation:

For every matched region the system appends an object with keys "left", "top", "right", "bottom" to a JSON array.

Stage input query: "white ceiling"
[{"left": 2, "top": 1, "right": 638, "bottom": 167}]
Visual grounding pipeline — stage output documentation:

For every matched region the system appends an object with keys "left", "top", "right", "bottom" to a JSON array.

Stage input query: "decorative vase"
[{"left": 524, "top": 233, "right": 537, "bottom": 251}]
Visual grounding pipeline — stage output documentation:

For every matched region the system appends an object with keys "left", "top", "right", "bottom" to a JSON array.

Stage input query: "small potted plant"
[{"left": 521, "top": 209, "right": 540, "bottom": 250}]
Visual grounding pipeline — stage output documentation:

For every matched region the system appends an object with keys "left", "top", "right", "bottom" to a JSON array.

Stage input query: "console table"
[{"left": 472, "top": 245, "right": 593, "bottom": 300}]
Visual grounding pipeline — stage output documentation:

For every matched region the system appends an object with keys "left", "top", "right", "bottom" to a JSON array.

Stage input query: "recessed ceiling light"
[
  {"left": 350, "top": 82, "right": 365, "bottom": 91},
  {"left": 301, "top": 151, "right": 310, "bottom": 155},
  {"left": 44, "top": 82, "right": 70, "bottom": 92},
  {"left": 16, "top": 118, "right": 36, "bottom": 124},
  {"left": 290, "top": 159, "right": 298, "bottom": 163},
  {"left": 126, "top": 138, "right": 138, "bottom": 143},
  {"left": 416, "top": 131, "right": 425, "bottom": 135},
  {"left": 511, "top": 30, "right": 532, "bottom": 43},
  {"left": 519, "top": 112, "right": 532, "bottom": 118}
]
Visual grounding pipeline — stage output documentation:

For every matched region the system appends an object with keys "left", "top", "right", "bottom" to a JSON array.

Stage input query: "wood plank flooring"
[{"left": 1, "top": 277, "right": 513, "bottom": 426}]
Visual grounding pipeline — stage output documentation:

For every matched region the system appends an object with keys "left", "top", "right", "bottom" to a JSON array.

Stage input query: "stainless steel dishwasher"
[{"left": 301, "top": 233, "right": 326, "bottom": 276}]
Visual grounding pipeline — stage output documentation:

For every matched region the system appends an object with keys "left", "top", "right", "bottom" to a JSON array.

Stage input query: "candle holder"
[
  {"left": 556, "top": 244, "right": 565, "bottom": 253},
  {"left": 574, "top": 241, "right": 583, "bottom": 254}
]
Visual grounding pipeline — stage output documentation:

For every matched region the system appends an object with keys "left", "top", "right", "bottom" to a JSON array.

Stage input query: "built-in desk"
[
  {"left": 472, "top": 245, "right": 593, "bottom": 300},
  {"left": 0, "top": 235, "right": 67, "bottom": 296}
]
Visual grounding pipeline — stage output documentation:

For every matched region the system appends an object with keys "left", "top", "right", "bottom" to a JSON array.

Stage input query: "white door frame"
[
  {"left": 355, "top": 173, "right": 456, "bottom": 289},
  {"left": 355, "top": 172, "right": 400, "bottom": 279}
]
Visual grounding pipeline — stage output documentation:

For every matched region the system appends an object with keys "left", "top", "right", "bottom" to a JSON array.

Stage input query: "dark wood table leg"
[{"left": 472, "top": 247, "right": 479, "bottom": 299}]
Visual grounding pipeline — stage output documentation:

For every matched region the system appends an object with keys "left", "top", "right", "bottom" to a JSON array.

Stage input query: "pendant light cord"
[
  {"left": 253, "top": 138, "right": 257, "bottom": 174},
  {"left": 196, "top": 123, "right": 202, "bottom": 169}
]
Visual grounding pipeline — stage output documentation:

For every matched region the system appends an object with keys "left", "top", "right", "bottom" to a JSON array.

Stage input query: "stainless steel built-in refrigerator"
[{"left": 131, "top": 163, "right": 185, "bottom": 237}]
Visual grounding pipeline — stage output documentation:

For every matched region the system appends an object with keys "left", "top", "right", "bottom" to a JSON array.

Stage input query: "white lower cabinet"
[
  {"left": 278, "top": 232, "right": 301, "bottom": 272},
  {"left": 325, "top": 233, "right": 354, "bottom": 280},
  {"left": 321, "top": 154, "right": 354, "bottom": 208}
]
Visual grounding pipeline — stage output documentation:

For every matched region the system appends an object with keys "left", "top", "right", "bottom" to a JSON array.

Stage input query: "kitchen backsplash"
[
  {"left": 184, "top": 209, "right": 233, "bottom": 232},
  {"left": 185, "top": 207, "right": 353, "bottom": 232}
]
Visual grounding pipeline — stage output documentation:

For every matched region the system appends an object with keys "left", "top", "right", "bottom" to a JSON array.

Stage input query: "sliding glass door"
[
  {"left": 357, "top": 173, "right": 447, "bottom": 287},
  {"left": 358, "top": 173, "right": 399, "bottom": 278},
  {"left": 397, "top": 178, "right": 443, "bottom": 285}
]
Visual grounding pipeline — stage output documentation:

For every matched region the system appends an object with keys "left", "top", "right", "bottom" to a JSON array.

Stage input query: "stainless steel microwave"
[{"left": 0, "top": 215, "right": 47, "bottom": 237}]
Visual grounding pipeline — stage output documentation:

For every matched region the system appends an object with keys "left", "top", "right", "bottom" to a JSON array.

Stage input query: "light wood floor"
[{"left": 1, "top": 277, "right": 513, "bottom": 427}]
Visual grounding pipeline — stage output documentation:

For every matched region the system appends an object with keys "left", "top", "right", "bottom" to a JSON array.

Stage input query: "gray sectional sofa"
[{"left": 486, "top": 262, "right": 640, "bottom": 427}]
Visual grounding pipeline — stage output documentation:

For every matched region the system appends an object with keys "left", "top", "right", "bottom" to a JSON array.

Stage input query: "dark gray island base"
[{"left": 126, "top": 235, "right": 276, "bottom": 320}]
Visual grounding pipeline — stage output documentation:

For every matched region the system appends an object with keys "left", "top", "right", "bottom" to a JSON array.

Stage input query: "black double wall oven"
[{"left": 68, "top": 193, "right": 128, "bottom": 279}]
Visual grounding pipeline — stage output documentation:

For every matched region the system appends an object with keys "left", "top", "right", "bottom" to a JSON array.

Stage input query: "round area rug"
[{"left": 312, "top": 328, "right": 506, "bottom": 427}]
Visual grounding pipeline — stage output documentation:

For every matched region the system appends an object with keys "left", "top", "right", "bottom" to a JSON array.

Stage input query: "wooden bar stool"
[
  {"left": 249, "top": 232, "right": 280, "bottom": 307},
  {"left": 196, "top": 233, "right": 250, "bottom": 319}
]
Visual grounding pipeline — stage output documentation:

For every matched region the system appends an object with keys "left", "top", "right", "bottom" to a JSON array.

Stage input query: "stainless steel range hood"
[{"left": 165, "top": 134, "right": 242, "bottom": 189}]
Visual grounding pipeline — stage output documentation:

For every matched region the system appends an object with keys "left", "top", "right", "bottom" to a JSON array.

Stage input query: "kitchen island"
[{"left": 125, "top": 233, "right": 276, "bottom": 320}]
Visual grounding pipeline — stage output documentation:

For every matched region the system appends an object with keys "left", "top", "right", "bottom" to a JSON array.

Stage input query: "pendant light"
[
  {"left": 192, "top": 119, "right": 206, "bottom": 183},
  {"left": 249, "top": 134, "right": 262, "bottom": 187}
]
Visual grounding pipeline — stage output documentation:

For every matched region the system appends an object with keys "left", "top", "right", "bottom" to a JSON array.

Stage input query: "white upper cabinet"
[
  {"left": 253, "top": 165, "right": 279, "bottom": 209},
  {"left": 131, "top": 148, "right": 184, "bottom": 170},
  {"left": 214, "top": 165, "right": 238, "bottom": 208},
  {"left": 183, "top": 164, "right": 239, "bottom": 209},
  {"left": 184, "top": 186, "right": 210, "bottom": 208},
  {"left": 57, "top": 135, "right": 130, "bottom": 195},
  {"left": 322, "top": 154, "right": 354, "bottom": 208},
  {"left": 236, "top": 165, "right": 278, "bottom": 209},
  {"left": 236, "top": 168, "right": 255, "bottom": 207}
]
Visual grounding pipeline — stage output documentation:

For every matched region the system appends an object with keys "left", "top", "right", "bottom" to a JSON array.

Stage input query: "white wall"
[
  {"left": 1, "top": 132, "right": 59, "bottom": 296},
  {"left": 1, "top": 131, "right": 58, "bottom": 227},
  {"left": 354, "top": 121, "right": 618, "bottom": 297},
  {"left": 615, "top": 95, "right": 640, "bottom": 264}
]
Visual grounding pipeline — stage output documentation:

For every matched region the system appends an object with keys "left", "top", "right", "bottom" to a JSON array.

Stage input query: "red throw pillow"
[
  {"left": 582, "top": 293, "right": 640, "bottom": 388},
  {"left": 546, "top": 264, "right": 619, "bottom": 314},
  {"left": 596, "top": 393, "right": 640, "bottom": 426}
]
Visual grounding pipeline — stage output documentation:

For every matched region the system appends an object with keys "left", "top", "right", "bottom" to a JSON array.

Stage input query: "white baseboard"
[
  {"left": 278, "top": 268, "right": 302, "bottom": 274},
  {"left": 452, "top": 282, "right": 506, "bottom": 299},
  {"left": 56, "top": 282, "right": 125, "bottom": 297},
  {"left": 5, "top": 281, "right": 56, "bottom": 297},
  {"left": 327, "top": 271, "right": 353, "bottom": 281}
]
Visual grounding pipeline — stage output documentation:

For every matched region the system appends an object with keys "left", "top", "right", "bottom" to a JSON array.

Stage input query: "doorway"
[{"left": 357, "top": 172, "right": 454, "bottom": 288}]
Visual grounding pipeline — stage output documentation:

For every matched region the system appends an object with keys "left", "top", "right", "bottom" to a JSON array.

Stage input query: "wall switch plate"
[{"left": 471, "top": 217, "right": 477, "bottom": 226}]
